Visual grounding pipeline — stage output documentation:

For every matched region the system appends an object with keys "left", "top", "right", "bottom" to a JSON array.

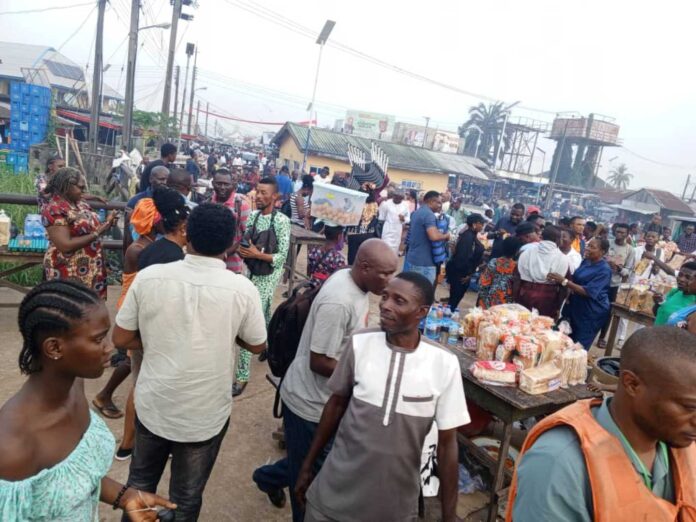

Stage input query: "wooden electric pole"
[
  {"left": 204, "top": 101, "right": 209, "bottom": 137},
  {"left": 122, "top": 0, "right": 140, "bottom": 151},
  {"left": 89, "top": 0, "right": 107, "bottom": 153},
  {"left": 172, "top": 65, "right": 180, "bottom": 139},
  {"left": 187, "top": 47, "right": 198, "bottom": 135},
  {"left": 195, "top": 100, "right": 200, "bottom": 135},
  {"left": 161, "top": 0, "right": 182, "bottom": 120}
]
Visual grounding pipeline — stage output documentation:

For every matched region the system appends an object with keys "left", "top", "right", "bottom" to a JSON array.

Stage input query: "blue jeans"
[
  {"left": 253, "top": 405, "right": 332, "bottom": 522},
  {"left": 402, "top": 261, "right": 437, "bottom": 285},
  {"left": 123, "top": 416, "right": 229, "bottom": 522}
]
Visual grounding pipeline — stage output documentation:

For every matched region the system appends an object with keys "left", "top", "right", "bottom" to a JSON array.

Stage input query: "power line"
[
  {"left": 620, "top": 146, "right": 696, "bottom": 170},
  {"left": 56, "top": 4, "right": 98, "bottom": 51},
  {"left": 0, "top": 1, "right": 94, "bottom": 15}
]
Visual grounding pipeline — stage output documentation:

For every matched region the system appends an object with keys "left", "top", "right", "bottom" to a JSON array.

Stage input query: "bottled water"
[
  {"left": 24, "top": 214, "right": 46, "bottom": 239},
  {"left": 425, "top": 306, "right": 440, "bottom": 340},
  {"left": 448, "top": 310, "right": 460, "bottom": 345}
]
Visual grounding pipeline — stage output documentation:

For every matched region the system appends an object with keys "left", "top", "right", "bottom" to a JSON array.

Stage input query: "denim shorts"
[{"left": 402, "top": 261, "right": 436, "bottom": 285}]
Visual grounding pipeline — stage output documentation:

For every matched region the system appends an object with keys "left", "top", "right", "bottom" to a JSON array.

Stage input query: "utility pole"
[
  {"left": 177, "top": 43, "right": 194, "bottom": 148},
  {"left": 682, "top": 174, "right": 691, "bottom": 199},
  {"left": 172, "top": 65, "right": 180, "bottom": 139},
  {"left": 89, "top": 0, "right": 107, "bottom": 153},
  {"left": 204, "top": 101, "right": 209, "bottom": 137},
  {"left": 195, "top": 100, "right": 200, "bottom": 135},
  {"left": 161, "top": 0, "right": 182, "bottom": 120},
  {"left": 187, "top": 47, "right": 198, "bottom": 135},
  {"left": 422, "top": 116, "right": 430, "bottom": 148},
  {"left": 544, "top": 118, "right": 569, "bottom": 211},
  {"left": 122, "top": 0, "right": 140, "bottom": 151}
]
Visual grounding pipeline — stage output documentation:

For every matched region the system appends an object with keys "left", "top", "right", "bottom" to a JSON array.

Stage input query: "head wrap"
[{"left": 131, "top": 198, "right": 161, "bottom": 236}]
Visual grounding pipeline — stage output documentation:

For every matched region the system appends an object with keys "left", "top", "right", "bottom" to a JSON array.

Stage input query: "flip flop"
[
  {"left": 92, "top": 398, "right": 124, "bottom": 419},
  {"left": 597, "top": 339, "right": 607, "bottom": 349}
]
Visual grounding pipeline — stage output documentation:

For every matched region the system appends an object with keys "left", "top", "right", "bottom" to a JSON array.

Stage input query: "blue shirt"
[
  {"left": 276, "top": 174, "right": 294, "bottom": 198},
  {"left": 127, "top": 188, "right": 153, "bottom": 211},
  {"left": 512, "top": 398, "right": 674, "bottom": 521},
  {"left": 405, "top": 205, "right": 437, "bottom": 267}
]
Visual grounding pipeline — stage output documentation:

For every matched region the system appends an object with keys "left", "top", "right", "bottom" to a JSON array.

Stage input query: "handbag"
[{"left": 244, "top": 210, "right": 278, "bottom": 276}]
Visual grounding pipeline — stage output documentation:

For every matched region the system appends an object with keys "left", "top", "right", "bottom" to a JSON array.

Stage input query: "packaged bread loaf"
[
  {"left": 519, "top": 363, "right": 562, "bottom": 395},
  {"left": 477, "top": 325, "right": 501, "bottom": 361},
  {"left": 530, "top": 315, "right": 555, "bottom": 332},
  {"left": 537, "top": 331, "right": 572, "bottom": 366},
  {"left": 470, "top": 361, "right": 517, "bottom": 386},
  {"left": 560, "top": 343, "right": 588, "bottom": 387},
  {"left": 462, "top": 308, "right": 484, "bottom": 338}
]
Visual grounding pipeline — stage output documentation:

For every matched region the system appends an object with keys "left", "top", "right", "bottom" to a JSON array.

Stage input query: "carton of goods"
[
  {"left": 560, "top": 344, "right": 588, "bottom": 388},
  {"left": 519, "top": 363, "right": 562, "bottom": 395},
  {"left": 470, "top": 361, "right": 517, "bottom": 387},
  {"left": 537, "top": 330, "right": 573, "bottom": 365},
  {"left": 477, "top": 325, "right": 501, "bottom": 361},
  {"left": 310, "top": 183, "right": 368, "bottom": 227}
]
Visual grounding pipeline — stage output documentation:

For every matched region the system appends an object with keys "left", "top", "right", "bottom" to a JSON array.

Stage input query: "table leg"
[
  {"left": 487, "top": 421, "right": 513, "bottom": 522},
  {"left": 604, "top": 313, "right": 620, "bottom": 357},
  {"left": 287, "top": 239, "right": 298, "bottom": 294}
]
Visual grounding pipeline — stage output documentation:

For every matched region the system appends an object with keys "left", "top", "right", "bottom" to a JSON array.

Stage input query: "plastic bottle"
[
  {"left": 24, "top": 214, "right": 46, "bottom": 239},
  {"left": 0, "top": 210, "right": 10, "bottom": 247},
  {"left": 425, "top": 306, "right": 440, "bottom": 340},
  {"left": 443, "top": 305, "right": 452, "bottom": 321},
  {"left": 448, "top": 310, "right": 460, "bottom": 345},
  {"left": 436, "top": 304, "right": 444, "bottom": 320}
]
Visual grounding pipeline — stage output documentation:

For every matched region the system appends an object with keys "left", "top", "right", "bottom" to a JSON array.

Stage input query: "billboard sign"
[{"left": 343, "top": 110, "right": 394, "bottom": 140}]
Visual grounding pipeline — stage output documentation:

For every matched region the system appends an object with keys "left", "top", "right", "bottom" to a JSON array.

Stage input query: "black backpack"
[
  {"left": 267, "top": 279, "right": 323, "bottom": 379},
  {"left": 280, "top": 197, "right": 292, "bottom": 218}
]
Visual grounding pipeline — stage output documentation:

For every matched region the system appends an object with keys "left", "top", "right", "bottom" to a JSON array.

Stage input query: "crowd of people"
[{"left": 1, "top": 146, "right": 695, "bottom": 520}]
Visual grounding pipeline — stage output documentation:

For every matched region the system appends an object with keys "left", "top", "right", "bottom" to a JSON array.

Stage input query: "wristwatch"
[{"left": 561, "top": 278, "right": 568, "bottom": 287}]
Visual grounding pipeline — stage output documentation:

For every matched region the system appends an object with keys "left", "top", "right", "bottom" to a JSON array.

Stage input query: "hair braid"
[
  {"left": 45, "top": 167, "right": 81, "bottom": 196},
  {"left": 17, "top": 280, "right": 100, "bottom": 374}
]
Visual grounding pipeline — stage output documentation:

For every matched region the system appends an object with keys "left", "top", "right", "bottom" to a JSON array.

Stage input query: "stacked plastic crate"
[{"left": 7, "top": 82, "right": 51, "bottom": 174}]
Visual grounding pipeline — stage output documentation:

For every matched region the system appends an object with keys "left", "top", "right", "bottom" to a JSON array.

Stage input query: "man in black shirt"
[
  {"left": 140, "top": 143, "right": 177, "bottom": 191},
  {"left": 490, "top": 202, "right": 525, "bottom": 257}
]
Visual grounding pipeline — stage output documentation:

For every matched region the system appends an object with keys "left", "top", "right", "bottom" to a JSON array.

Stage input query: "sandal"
[
  {"left": 92, "top": 398, "right": 124, "bottom": 419},
  {"left": 597, "top": 339, "right": 607, "bottom": 349}
]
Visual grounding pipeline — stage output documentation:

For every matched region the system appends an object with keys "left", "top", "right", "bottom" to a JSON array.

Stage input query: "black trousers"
[
  {"left": 599, "top": 285, "right": 620, "bottom": 338},
  {"left": 123, "top": 416, "right": 229, "bottom": 521}
]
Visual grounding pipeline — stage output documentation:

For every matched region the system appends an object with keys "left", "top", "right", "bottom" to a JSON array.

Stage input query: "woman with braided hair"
[
  {"left": 0, "top": 280, "right": 176, "bottom": 520},
  {"left": 41, "top": 167, "right": 119, "bottom": 299}
]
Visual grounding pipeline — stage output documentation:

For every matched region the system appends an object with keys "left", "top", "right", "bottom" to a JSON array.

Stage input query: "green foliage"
[
  {"left": 607, "top": 163, "right": 633, "bottom": 190},
  {"left": 458, "top": 101, "right": 518, "bottom": 165},
  {"left": 0, "top": 172, "right": 43, "bottom": 286},
  {"left": 132, "top": 110, "right": 179, "bottom": 141}
]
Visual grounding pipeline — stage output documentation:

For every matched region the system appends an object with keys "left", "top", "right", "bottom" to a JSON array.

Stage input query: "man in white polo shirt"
[
  {"left": 113, "top": 203, "right": 267, "bottom": 521},
  {"left": 295, "top": 272, "right": 469, "bottom": 522}
]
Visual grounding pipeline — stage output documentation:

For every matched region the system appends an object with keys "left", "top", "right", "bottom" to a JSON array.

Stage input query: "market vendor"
[
  {"left": 653, "top": 261, "right": 696, "bottom": 325},
  {"left": 506, "top": 327, "right": 696, "bottom": 521},
  {"left": 548, "top": 238, "right": 611, "bottom": 349}
]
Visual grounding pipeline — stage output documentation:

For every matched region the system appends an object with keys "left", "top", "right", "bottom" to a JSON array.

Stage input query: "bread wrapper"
[
  {"left": 530, "top": 315, "right": 555, "bottom": 332},
  {"left": 519, "top": 363, "right": 562, "bottom": 395},
  {"left": 477, "top": 325, "right": 501, "bottom": 361},
  {"left": 463, "top": 308, "right": 485, "bottom": 338},
  {"left": 560, "top": 343, "right": 588, "bottom": 387},
  {"left": 470, "top": 361, "right": 517, "bottom": 387},
  {"left": 537, "top": 330, "right": 573, "bottom": 366}
]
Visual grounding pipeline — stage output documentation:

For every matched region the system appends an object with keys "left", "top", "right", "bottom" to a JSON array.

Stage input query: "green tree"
[
  {"left": 458, "top": 101, "right": 518, "bottom": 165},
  {"left": 131, "top": 110, "right": 179, "bottom": 141},
  {"left": 606, "top": 163, "right": 633, "bottom": 190}
]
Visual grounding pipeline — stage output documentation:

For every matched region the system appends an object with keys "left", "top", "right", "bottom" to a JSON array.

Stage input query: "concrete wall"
[{"left": 277, "top": 136, "right": 449, "bottom": 192}]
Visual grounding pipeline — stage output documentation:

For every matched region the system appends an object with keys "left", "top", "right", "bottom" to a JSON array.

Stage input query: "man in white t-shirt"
[
  {"left": 253, "top": 239, "right": 398, "bottom": 521},
  {"left": 295, "top": 272, "right": 469, "bottom": 522},
  {"left": 113, "top": 203, "right": 267, "bottom": 520},
  {"left": 560, "top": 227, "right": 582, "bottom": 274}
]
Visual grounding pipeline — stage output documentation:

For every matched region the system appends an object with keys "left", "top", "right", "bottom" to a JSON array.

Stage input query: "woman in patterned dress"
[
  {"left": 307, "top": 225, "right": 346, "bottom": 282},
  {"left": 41, "top": 168, "right": 118, "bottom": 300},
  {"left": 477, "top": 236, "right": 521, "bottom": 309}
]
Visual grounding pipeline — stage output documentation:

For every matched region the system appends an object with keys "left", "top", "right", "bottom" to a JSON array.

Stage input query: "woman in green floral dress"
[{"left": 237, "top": 177, "right": 291, "bottom": 395}]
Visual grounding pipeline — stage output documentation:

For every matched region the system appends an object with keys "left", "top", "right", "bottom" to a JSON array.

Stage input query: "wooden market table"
[
  {"left": 452, "top": 347, "right": 600, "bottom": 522},
  {"left": 603, "top": 303, "right": 655, "bottom": 357},
  {"left": 0, "top": 239, "right": 122, "bottom": 307},
  {"left": 284, "top": 225, "right": 326, "bottom": 293}
]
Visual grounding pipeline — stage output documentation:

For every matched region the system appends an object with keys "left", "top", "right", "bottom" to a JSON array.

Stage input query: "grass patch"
[{"left": 0, "top": 262, "right": 43, "bottom": 286}]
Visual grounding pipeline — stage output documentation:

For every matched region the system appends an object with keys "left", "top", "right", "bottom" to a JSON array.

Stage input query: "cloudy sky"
[{"left": 2, "top": 0, "right": 695, "bottom": 194}]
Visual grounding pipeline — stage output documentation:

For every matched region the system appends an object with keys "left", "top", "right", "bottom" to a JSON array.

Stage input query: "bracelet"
[{"left": 113, "top": 484, "right": 130, "bottom": 510}]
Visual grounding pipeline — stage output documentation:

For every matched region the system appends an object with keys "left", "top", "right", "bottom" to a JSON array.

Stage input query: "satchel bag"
[{"left": 244, "top": 210, "right": 278, "bottom": 276}]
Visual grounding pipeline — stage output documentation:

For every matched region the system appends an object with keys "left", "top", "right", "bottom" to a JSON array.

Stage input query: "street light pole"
[
  {"left": 88, "top": 0, "right": 107, "bottom": 153},
  {"left": 302, "top": 20, "right": 335, "bottom": 172},
  {"left": 161, "top": 0, "right": 182, "bottom": 121},
  {"left": 422, "top": 116, "right": 430, "bottom": 148}
]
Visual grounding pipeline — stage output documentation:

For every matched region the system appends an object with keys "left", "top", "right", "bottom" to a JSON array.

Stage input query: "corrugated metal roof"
[
  {"left": 274, "top": 122, "right": 488, "bottom": 180},
  {"left": 0, "top": 41, "right": 123, "bottom": 100}
]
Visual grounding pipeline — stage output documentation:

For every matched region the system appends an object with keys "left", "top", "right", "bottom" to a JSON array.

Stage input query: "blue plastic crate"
[
  {"left": 10, "top": 81, "right": 22, "bottom": 97},
  {"left": 30, "top": 105, "right": 49, "bottom": 117},
  {"left": 6, "top": 152, "right": 16, "bottom": 165},
  {"left": 15, "top": 153, "right": 28, "bottom": 166},
  {"left": 14, "top": 163, "right": 28, "bottom": 174},
  {"left": 19, "top": 83, "right": 30, "bottom": 95},
  {"left": 29, "top": 121, "right": 46, "bottom": 134},
  {"left": 9, "top": 89, "right": 21, "bottom": 102},
  {"left": 10, "top": 99, "right": 21, "bottom": 113},
  {"left": 29, "top": 132, "right": 45, "bottom": 144}
]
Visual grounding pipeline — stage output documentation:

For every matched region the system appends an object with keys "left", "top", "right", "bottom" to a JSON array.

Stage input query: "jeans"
[
  {"left": 253, "top": 405, "right": 332, "bottom": 522},
  {"left": 123, "top": 416, "right": 229, "bottom": 522},
  {"left": 402, "top": 261, "right": 436, "bottom": 285}
]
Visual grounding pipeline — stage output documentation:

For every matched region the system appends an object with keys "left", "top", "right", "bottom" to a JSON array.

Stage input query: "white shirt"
[
  {"left": 518, "top": 240, "right": 570, "bottom": 283},
  {"left": 564, "top": 248, "right": 583, "bottom": 274},
  {"left": 116, "top": 255, "right": 267, "bottom": 442},
  {"left": 232, "top": 157, "right": 243, "bottom": 167}
]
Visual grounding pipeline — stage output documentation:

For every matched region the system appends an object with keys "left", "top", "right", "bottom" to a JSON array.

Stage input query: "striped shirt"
[{"left": 212, "top": 192, "right": 251, "bottom": 274}]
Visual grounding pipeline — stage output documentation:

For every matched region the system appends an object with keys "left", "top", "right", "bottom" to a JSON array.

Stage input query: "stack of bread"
[{"left": 464, "top": 304, "right": 588, "bottom": 394}]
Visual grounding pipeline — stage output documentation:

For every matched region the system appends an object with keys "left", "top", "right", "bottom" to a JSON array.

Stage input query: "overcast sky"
[{"left": 2, "top": 0, "right": 695, "bottom": 195}]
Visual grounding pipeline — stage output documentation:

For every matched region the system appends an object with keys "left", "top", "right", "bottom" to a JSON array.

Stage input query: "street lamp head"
[
  {"left": 195, "top": 86, "right": 207, "bottom": 92},
  {"left": 316, "top": 20, "right": 336, "bottom": 45},
  {"left": 139, "top": 22, "right": 171, "bottom": 31}
]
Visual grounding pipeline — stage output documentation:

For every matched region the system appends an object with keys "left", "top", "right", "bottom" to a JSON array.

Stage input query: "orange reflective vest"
[{"left": 506, "top": 399, "right": 696, "bottom": 521}]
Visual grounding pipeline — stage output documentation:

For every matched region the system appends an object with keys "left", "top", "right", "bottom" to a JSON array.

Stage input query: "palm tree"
[
  {"left": 458, "top": 101, "right": 519, "bottom": 165},
  {"left": 607, "top": 163, "right": 633, "bottom": 190}
]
